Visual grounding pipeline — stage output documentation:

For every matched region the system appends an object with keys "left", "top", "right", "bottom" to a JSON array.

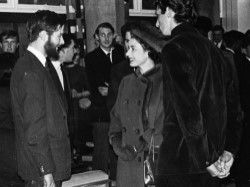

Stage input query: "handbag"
[{"left": 144, "top": 135, "right": 157, "bottom": 185}]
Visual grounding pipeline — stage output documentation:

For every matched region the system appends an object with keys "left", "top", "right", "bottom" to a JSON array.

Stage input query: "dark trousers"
[
  {"left": 155, "top": 173, "right": 221, "bottom": 187},
  {"left": 92, "top": 122, "right": 117, "bottom": 180},
  {"left": 25, "top": 180, "right": 62, "bottom": 187}
]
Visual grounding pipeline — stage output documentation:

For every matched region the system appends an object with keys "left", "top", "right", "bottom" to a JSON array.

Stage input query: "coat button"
[
  {"left": 122, "top": 127, "right": 126, "bottom": 133},
  {"left": 137, "top": 100, "right": 141, "bottom": 106},
  {"left": 138, "top": 156, "right": 142, "bottom": 162},
  {"left": 135, "top": 129, "right": 140, "bottom": 134}
]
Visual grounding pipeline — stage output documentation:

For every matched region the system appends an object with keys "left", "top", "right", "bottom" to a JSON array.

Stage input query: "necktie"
[{"left": 107, "top": 53, "right": 111, "bottom": 63}]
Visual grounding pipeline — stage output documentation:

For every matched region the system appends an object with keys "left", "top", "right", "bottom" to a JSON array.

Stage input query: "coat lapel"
[{"left": 45, "top": 60, "right": 68, "bottom": 112}]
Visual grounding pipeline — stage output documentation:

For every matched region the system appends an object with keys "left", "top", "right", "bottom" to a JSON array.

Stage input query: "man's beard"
[{"left": 44, "top": 39, "right": 59, "bottom": 61}]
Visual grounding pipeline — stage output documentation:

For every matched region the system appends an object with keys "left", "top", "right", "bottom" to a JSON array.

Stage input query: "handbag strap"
[{"left": 148, "top": 135, "right": 155, "bottom": 162}]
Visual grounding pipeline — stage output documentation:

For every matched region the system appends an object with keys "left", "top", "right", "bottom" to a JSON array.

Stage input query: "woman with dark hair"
[{"left": 108, "top": 23, "right": 164, "bottom": 187}]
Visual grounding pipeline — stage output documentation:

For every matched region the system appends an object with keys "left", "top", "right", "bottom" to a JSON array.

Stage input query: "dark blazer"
[
  {"left": 10, "top": 51, "right": 71, "bottom": 181},
  {"left": 85, "top": 45, "right": 125, "bottom": 122},
  {"left": 158, "top": 23, "right": 242, "bottom": 175}
]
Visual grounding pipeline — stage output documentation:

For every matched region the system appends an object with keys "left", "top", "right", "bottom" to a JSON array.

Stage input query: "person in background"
[
  {"left": 109, "top": 22, "right": 165, "bottom": 187},
  {"left": 155, "top": 0, "right": 242, "bottom": 186},
  {"left": 85, "top": 22, "right": 125, "bottom": 181},
  {"left": 0, "top": 30, "right": 19, "bottom": 59},
  {"left": 0, "top": 53, "right": 24, "bottom": 186},
  {"left": 212, "top": 25, "right": 226, "bottom": 49},
  {"left": 10, "top": 10, "right": 71, "bottom": 187},
  {"left": 63, "top": 39, "right": 92, "bottom": 167}
]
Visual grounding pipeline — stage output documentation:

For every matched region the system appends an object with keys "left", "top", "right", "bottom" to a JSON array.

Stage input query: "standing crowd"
[{"left": 0, "top": 0, "right": 250, "bottom": 187}]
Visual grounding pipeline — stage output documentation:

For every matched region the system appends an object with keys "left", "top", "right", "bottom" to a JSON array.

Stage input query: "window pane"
[
  {"left": 142, "top": 0, "right": 155, "bottom": 10},
  {"left": 18, "top": 0, "right": 65, "bottom": 5},
  {"left": 0, "top": 0, "right": 8, "bottom": 3}
]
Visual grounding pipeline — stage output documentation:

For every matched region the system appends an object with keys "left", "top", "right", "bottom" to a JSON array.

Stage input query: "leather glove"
[
  {"left": 116, "top": 144, "right": 137, "bottom": 161},
  {"left": 110, "top": 133, "right": 137, "bottom": 161},
  {"left": 137, "top": 136, "right": 147, "bottom": 153}
]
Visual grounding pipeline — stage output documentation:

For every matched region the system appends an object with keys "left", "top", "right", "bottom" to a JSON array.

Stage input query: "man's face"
[
  {"left": 155, "top": 6, "right": 172, "bottom": 36},
  {"left": 97, "top": 27, "right": 114, "bottom": 50},
  {"left": 213, "top": 30, "right": 223, "bottom": 44},
  {"left": 62, "top": 40, "right": 76, "bottom": 62},
  {"left": 124, "top": 31, "right": 132, "bottom": 51},
  {"left": 44, "top": 26, "right": 64, "bottom": 60},
  {"left": 1, "top": 37, "right": 19, "bottom": 53}
]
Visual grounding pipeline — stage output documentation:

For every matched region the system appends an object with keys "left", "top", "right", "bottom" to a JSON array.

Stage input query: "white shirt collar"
[
  {"left": 100, "top": 46, "right": 113, "bottom": 55},
  {"left": 246, "top": 56, "right": 250, "bottom": 62},
  {"left": 27, "top": 45, "right": 46, "bottom": 67},
  {"left": 226, "top": 48, "right": 235, "bottom": 54},
  {"left": 51, "top": 60, "right": 62, "bottom": 70}
]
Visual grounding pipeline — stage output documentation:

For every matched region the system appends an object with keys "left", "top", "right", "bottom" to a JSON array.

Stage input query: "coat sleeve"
[
  {"left": 161, "top": 43, "right": 210, "bottom": 169},
  {"left": 22, "top": 71, "right": 55, "bottom": 176},
  {"left": 224, "top": 53, "right": 243, "bottom": 156}
]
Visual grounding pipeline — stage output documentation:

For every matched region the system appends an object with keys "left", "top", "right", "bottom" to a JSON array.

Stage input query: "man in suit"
[
  {"left": 155, "top": 0, "right": 242, "bottom": 186},
  {"left": 10, "top": 10, "right": 71, "bottom": 187},
  {"left": 85, "top": 22, "right": 124, "bottom": 180}
]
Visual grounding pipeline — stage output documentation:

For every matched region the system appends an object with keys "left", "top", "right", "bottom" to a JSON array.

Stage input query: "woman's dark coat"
[
  {"left": 157, "top": 23, "right": 242, "bottom": 175},
  {"left": 109, "top": 65, "right": 164, "bottom": 187}
]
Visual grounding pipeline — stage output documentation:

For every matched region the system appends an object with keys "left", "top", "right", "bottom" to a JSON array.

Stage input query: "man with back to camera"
[
  {"left": 10, "top": 10, "right": 71, "bottom": 187},
  {"left": 154, "top": 0, "right": 242, "bottom": 186},
  {"left": 85, "top": 22, "right": 124, "bottom": 181}
]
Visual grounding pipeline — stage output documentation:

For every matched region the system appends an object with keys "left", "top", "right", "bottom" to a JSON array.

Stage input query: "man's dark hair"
[
  {"left": 245, "top": 30, "right": 250, "bottom": 38},
  {"left": 26, "top": 10, "right": 65, "bottom": 42},
  {"left": 242, "top": 32, "right": 250, "bottom": 49},
  {"left": 224, "top": 30, "right": 244, "bottom": 53},
  {"left": 0, "top": 30, "right": 19, "bottom": 43},
  {"left": 194, "top": 16, "right": 212, "bottom": 37},
  {"left": 57, "top": 33, "right": 76, "bottom": 52},
  {"left": 95, "top": 22, "right": 115, "bottom": 35},
  {"left": 212, "top": 25, "right": 225, "bottom": 34},
  {"left": 155, "top": 0, "right": 197, "bottom": 24}
]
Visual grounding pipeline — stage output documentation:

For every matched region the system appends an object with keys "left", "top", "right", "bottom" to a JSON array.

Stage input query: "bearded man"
[{"left": 10, "top": 10, "right": 71, "bottom": 187}]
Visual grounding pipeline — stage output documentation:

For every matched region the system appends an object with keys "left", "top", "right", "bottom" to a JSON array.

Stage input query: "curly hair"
[
  {"left": 26, "top": 10, "right": 64, "bottom": 42},
  {"left": 155, "top": 0, "right": 197, "bottom": 24}
]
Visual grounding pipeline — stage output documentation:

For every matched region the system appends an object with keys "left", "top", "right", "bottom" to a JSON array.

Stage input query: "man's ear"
[
  {"left": 166, "top": 7, "right": 175, "bottom": 18},
  {"left": 39, "top": 30, "right": 48, "bottom": 42},
  {"left": 94, "top": 33, "right": 100, "bottom": 41}
]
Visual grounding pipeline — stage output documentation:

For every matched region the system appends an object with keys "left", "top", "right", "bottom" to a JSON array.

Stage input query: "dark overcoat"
[
  {"left": 85, "top": 45, "right": 125, "bottom": 122},
  {"left": 157, "top": 23, "right": 242, "bottom": 175},
  {"left": 10, "top": 51, "right": 71, "bottom": 181},
  {"left": 109, "top": 65, "right": 164, "bottom": 187}
]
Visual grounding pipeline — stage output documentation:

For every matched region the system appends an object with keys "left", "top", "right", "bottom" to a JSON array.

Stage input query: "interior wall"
[{"left": 237, "top": 0, "right": 250, "bottom": 32}]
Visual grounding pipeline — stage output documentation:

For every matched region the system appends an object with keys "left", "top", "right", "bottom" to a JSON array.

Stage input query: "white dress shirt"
[
  {"left": 51, "top": 60, "right": 64, "bottom": 90},
  {"left": 27, "top": 45, "right": 46, "bottom": 67}
]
